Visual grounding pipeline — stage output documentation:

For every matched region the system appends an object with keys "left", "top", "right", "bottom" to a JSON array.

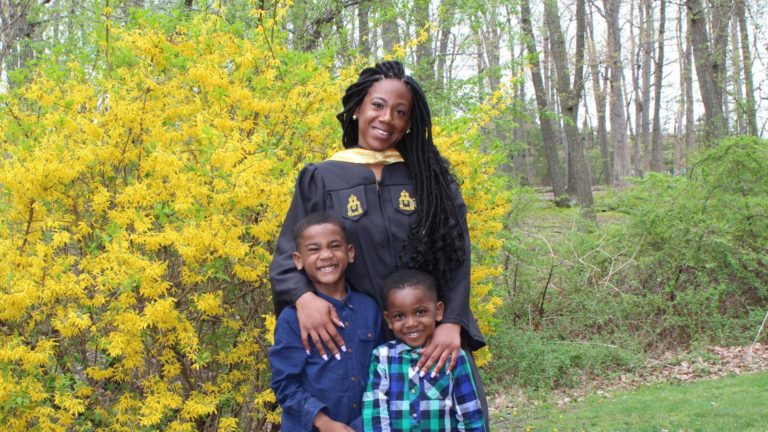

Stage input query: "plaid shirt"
[{"left": 362, "top": 340, "right": 485, "bottom": 431}]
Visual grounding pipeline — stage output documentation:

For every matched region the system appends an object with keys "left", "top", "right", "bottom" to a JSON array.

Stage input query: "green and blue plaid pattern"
[{"left": 362, "top": 341, "right": 485, "bottom": 431}]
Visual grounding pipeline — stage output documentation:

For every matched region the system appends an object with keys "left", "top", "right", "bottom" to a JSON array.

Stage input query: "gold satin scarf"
[{"left": 327, "top": 148, "right": 404, "bottom": 164}]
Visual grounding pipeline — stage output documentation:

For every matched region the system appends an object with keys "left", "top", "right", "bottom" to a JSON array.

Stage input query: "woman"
[{"left": 269, "top": 60, "right": 487, "bottom": 424}]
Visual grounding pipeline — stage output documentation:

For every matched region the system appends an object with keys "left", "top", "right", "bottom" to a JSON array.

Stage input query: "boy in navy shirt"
[
  {"left": 269, "top": 212, "right": 382, "bottom": 431},
  {"left": 362, "top": 269, "right": 485, "bottom": 431}
]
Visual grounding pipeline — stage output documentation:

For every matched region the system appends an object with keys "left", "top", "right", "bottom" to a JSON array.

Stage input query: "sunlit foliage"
[{"left": 0, "top": 6, "right": 510, "bottom": 430}]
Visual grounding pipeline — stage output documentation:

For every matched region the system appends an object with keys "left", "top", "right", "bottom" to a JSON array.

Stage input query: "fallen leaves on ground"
[{"left": 490, "top": 343, "right": 768, "bottom": 412}]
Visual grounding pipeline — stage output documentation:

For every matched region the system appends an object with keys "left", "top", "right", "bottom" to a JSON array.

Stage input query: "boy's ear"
[
  {"left": 347, "top": 243, "right": 355, "bottom": 263},
  {"left": 435, "top": 300, "right": 445, "bottom": 322},
  {"left": 292, "top": 251, "right": 303, "bottom": 271},
  {"left": 383, "top": 311, "right": 394, "bottom": 330}
]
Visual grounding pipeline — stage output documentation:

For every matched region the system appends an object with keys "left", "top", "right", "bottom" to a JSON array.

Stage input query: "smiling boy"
[
  {"left": 269, "top": 212, "right": 382, "bottom": 432},
  {"left": 362, "top": 269, "right": 485, "bottom": 431}
]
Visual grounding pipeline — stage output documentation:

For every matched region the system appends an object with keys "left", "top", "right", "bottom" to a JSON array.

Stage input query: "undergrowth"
[{"left": 487, "top": 136, "right": 768, "bottom": 393}]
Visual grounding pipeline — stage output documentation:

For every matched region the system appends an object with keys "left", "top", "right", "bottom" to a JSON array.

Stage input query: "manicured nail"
[
  {"left": 341, "top": 345, "right": 347, "bottom": 352},
  {"left": 431, "top": 371, "right": 437, "bottom": 378},
  {"left": 322, "top": 354, "right": 329, "bottom": 361},
  {"left": 335, "top": 353, "right": 341, "bottom": 360},
  {"left": 413, "top": 367, "right": 420, "bottom": 375},
  {"left": 305, "top": 350, "right": 310, "bottom": 356},
  {"left": 338, "top": 321, "right": 345, "bottom": 328},
  {"left": 419, "top": 370, "right": 425, "bottom": 378}
]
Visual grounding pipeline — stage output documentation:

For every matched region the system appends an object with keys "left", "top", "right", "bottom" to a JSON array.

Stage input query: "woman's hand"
[
  {"left": 416, "top": 323, "right": 461, "bottom": 376},
  {"left": 295, "top": 291, "right": 347, "bottom": 360}
]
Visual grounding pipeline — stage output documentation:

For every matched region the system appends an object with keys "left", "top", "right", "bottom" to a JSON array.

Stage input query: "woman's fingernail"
[
  {"left": 431, "top": 371, "right": 437, "bottom": 378},
  {"left": 305, "top": 350, "right": 310, "bottom": 356},
  {"left": 335, "top": 353, "right": 341, "bottom": 360},
  {"left": 322, "top": 354, "right": 329, "bottom": 361},
  {"left": 338, "top": 321, "right": 346, "bottom": 328},
  {"left": 419, "top": 370, "right": 425, "bottom": 378},
  {"left": 341, "top": 345, "right": 348, "bottom": 352}
]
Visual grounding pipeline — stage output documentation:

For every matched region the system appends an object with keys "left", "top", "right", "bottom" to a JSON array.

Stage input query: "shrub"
[
  {"left": 497, "top": 136, "right": 768, "bottom": 374},
  {"left": 0, "top": 9, "right": 510, "bottom": 431}
]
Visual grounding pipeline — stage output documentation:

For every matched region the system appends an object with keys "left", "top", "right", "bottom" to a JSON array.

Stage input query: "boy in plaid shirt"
[{"left": 362, "top": 269, "right": 485, "bottom": 431}]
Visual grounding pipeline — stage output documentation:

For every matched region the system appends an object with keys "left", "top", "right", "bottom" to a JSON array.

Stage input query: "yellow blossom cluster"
[{"left": 0, "top": 10, "right": 509, "bottom": 431}]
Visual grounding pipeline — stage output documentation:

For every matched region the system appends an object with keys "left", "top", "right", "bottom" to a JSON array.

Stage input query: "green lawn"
[{"left": 494, "top": 372, "right": 768, "bottom": 432}]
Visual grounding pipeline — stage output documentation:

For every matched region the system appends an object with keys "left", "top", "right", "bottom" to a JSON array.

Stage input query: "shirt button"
[
  {"left": 351, "top": 376, "right": 356, "bottom": 382},
  {"left": 411, "top": 413, "right": 417, "bottom": 418},
  {"left": 367, "top": 332, "right": 373, "bottom": 338},
  {"left": 344, "top": 321, "right": 350, "bottom": 327},
  {"left": 411, "top": 388, "right": 417, "bottom": 394},
  {"left": 352, "top": 403, "right": 358, "bottom": 408}
]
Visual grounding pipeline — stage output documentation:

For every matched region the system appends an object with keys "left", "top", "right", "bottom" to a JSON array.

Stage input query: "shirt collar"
[
  {"left": 314, "top": 285, "right": 352, "bottom": 307},
  {"left": 327, "top": 148, "right": 404, "bottom": 165},
  {"left": 393, "top": 340, "right": 423, "bottom": 357}
]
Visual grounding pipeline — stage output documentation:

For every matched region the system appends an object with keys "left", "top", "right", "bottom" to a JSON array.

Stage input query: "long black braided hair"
[{"left": 335, "top": 60, "right": 467, "bottom": 288}]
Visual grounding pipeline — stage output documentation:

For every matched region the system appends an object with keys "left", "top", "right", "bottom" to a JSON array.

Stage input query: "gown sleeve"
[{"left": 269, "top": 164, "right": 326, "bottom": 316}]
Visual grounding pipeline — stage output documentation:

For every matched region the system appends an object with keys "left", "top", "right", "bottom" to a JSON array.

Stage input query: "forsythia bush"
[{"left": 0, "top": 10, "right": 509, "bottom": 431}]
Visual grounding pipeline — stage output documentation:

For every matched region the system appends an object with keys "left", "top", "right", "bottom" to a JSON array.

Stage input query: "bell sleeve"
[{"left": 269, "top": 164, "right": 326, "bottom": 316}]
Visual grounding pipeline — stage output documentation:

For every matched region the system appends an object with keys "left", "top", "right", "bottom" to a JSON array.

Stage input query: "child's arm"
[
  {"left": 269, "top": 311, "right": 330, "bottom": 430},
  {"left": 451, "top": 350, "right": 486, "bottom": 432},
  {"left": 362, "top": 347, "right": 391, "bottom": 432}
]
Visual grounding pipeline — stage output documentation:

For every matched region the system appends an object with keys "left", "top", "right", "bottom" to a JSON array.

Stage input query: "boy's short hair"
[
  {"left": 292, "top": 212, "right": 348, "bottom": 249},
  {"left": 382, "top": 269, "right": 438, "bottom": 309}
]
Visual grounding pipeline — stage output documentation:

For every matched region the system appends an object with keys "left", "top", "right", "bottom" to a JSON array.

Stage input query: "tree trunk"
[
  {"left": 629, "top": 0, "right": 643, "bottom": 177},
  {"left": 587, "top": 1, "right": 612, "bottom": 185},
  {"left": 480, "top": 7, "right": 501, "bottom": 93},
  {"left": 640, "top": 0, "right": 653, "bottom": 172},
  {"left": 685, "top": 22, "right": 696, "bottom": 159},
  {"left": 674, "top": 1, "right": 688, "bottom": 172},
  {"left": 736, "top": 0, "right": 758, "bottom": 136},
  {"left": 413, "top": 0, "right": 435, "bottom": 85},
  {"left": 544, "top": 0, "right": 593, "bottom": 215},
  {"left": 380, "top": 0, "right": 398, "bottom": 53},
  {"left": 650, "top": 0, "right": 666, "bottom": 172},
  {"left": 686, "top": 0, "right": 728, "bottom": 142},
  {"left": 730, "top": 17, "right": 745, "bottom": 134},
  {"left": 519, "top": 0, "right": 567, "bottom": 204},
  {"left": 436, "top": 0, "right": 456, "bottom": 90},
  {"left": 357, "top": 0, "right": 371, "bottom": 59},
  {"left": 604, "top": 0, "right": 631, "bottom": 186},
  {"left": 0, "top": 0, "right": 36, "bottom": 84}
]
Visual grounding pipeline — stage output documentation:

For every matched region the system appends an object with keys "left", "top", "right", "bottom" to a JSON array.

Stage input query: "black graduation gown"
[{"left": 269, "top": 160, "right": 485, "bottom": 350}]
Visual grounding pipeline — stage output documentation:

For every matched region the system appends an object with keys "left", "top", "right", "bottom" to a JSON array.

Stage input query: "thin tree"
[
  {"left": 640, "top": 0, "right": 653, "bottom": 172},
  {"left": 604, "top": 0, "right": 630, "bottom": 185},
  {"left": 650, "top": 0, "right": 666, "bottom": 172},
  {"left": 587, "top": 1, "right": 612, "bottom": 185},
  {"left": 357, "top": 0, "right": 372, "bottom": 58},
  {"left": 735, "top": 0, "right": 758, "bottom": 136}
]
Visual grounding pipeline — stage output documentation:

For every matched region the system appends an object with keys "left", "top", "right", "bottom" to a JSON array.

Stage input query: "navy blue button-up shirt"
[{"left": 269, "top": 288, "right": 383, "bottom": 431}]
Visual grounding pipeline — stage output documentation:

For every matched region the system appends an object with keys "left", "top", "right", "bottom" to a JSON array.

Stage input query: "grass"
[{"left": 494, "top": 372, "right": 768, "bottom": 431}]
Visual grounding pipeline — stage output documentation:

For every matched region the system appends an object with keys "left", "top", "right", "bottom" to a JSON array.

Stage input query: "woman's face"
[{"left": 354, "top": 78, "right": 412, "bottom": 152}]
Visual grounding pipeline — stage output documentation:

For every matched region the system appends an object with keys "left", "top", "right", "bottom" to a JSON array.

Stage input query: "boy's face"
[
  {"left": 384, "top": 284, "right": 444, "bottom": 348},
  {"left": 293, "top": 223, "right": 354, "bottom": 292}
]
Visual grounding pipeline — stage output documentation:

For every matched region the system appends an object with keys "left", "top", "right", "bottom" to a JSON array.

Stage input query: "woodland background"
[{"left": 0, "top": 0, "right": 766, "bottom": 430}]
